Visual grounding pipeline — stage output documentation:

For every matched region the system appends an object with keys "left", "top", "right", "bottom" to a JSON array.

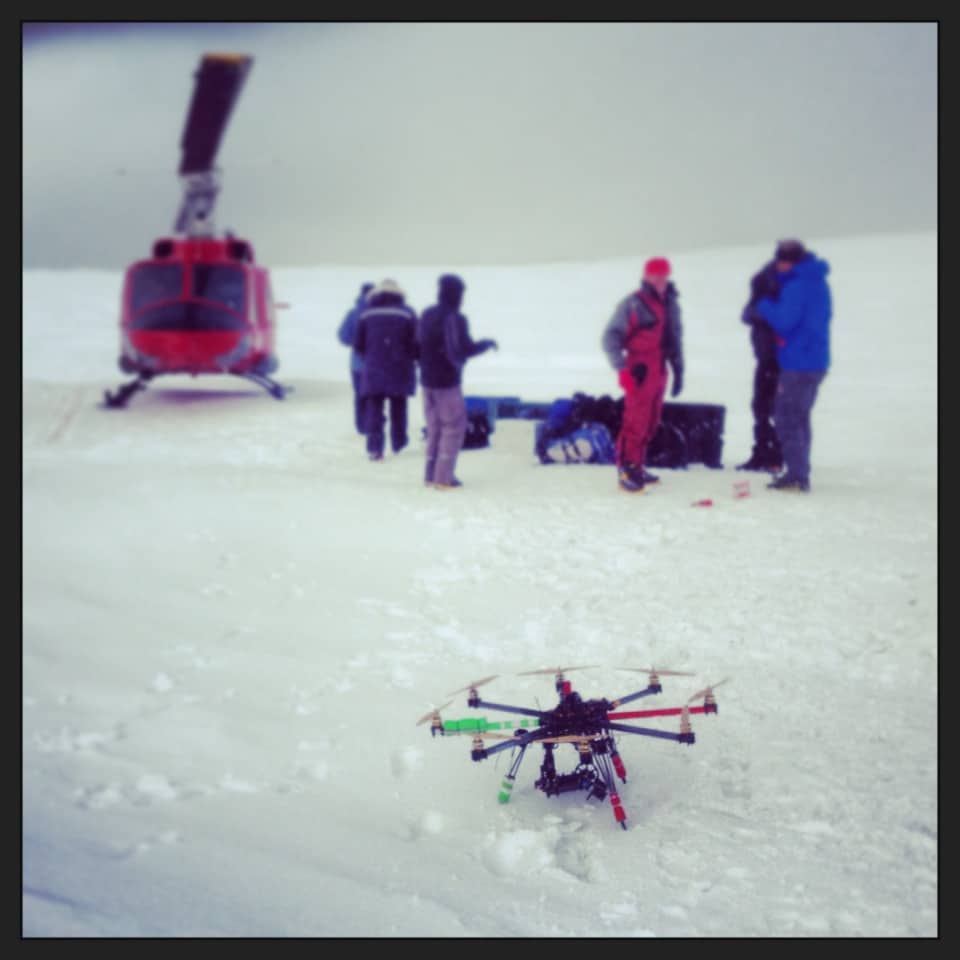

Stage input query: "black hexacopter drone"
[{"left": 417, "top": 666, "right": 725, "bottom": 830}]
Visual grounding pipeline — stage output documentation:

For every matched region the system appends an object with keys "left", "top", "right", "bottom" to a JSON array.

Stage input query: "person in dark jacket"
[
  {"left": 337, "top": 281, "right": 374, "bottom": 435},
  {"left": 736, "top": 261, "right": 784, "bottom": 472},
  {"left": 754, "top": 239, "right": 832, "bottom": 492},
  {"left": 353, "top": 278, "right": 419, "bottom": 461},
  {"left": 601, "top": 256, "right": 684, "bottom": 493},
  {"left": 416, "top": 273, "right": 497, "bottom": 489}
]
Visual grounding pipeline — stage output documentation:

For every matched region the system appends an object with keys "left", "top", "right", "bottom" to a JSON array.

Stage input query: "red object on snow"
[{"left": 692, "top": 499, "right": 713, "bottom": 507}]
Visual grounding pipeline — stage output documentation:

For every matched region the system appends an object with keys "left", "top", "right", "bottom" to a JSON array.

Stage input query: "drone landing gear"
[
  {"left": 238, "top": 372, "right": 292, "bottom": 399},
  {"left": 535, "top": 740, "right": 629, "bottom": 829},
  {"left": 103, "top": 373, "right": 153, "bottom": 408},
  {"left": 498, "top": 747, "right": 527, "bottom": 804}
]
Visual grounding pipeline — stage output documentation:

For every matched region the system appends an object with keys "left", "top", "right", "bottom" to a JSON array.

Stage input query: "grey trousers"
[
  {"left": 423, "top": 386, "right": 467, "bottom": 484},
  {"left": 774, "top": 369, "right": 826, "bottom": 482}
]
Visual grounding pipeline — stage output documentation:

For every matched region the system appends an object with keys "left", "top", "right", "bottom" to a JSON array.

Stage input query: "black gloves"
[
  {"left": 670, "top": 363, "right": 683, "bottom": 397},
  {"left": 478, "top": 338, "right": 498, "bottom": 352}
]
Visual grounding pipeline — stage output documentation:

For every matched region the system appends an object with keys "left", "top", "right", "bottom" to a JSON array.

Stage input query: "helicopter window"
[
  {"left": 131, "top": 302, "right": 246, "bottom": 332},
  {"left": 192, "top": 265, "right": 246, "bottom": 312},
  {"left": 130, "top": 264, "right": 184, "bottom": 312}
]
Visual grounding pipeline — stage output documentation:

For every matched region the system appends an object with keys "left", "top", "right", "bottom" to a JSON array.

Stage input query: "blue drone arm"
[
  {"left": 608, "top": 684, "right": 660, "bottom": 707},
  {"left": 607, "top": 720, "right": 695, "bottom": 745},
  {"left": 472, "top": 698, "right": 545, "bottom": 720}
]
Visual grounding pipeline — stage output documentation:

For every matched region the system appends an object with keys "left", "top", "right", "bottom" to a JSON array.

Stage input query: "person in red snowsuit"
[{"left": 601, "top": 257, "right": 684, "bottom": 492}]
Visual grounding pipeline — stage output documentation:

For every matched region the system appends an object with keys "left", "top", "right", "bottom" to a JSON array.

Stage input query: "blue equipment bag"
[{"left": 537, "top": 421, "right": 617, "bottom": 464}]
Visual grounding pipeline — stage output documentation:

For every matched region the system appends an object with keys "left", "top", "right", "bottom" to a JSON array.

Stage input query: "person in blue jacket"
[
  {"left": 754, "top": 239, "right": 832, "bottom": 492},
  {"left": 337, "top": 282, "right": 375, "bottom": 435}
]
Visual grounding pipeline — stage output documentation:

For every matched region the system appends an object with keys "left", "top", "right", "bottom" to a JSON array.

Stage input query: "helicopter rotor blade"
[
  {"left": 446, "top": 675, "right": 499, "bottom": 696},
  {"left": 517, "top": 665, "right": 599, "bottom": 677},
  {"left": 178, "top": 54, "right": 253, "bottom": 176},
  {"left": 687, "top": 678, "right": 730, "bottom": 704},
  {"left": 416, "top": 699, "right": 454, "bottom": 726},
  {"left": 174, "top": 53, "right": 253, "bottom": 234}
]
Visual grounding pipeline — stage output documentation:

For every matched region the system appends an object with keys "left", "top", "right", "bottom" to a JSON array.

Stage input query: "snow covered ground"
[{"left": 22, "top": 231, "right": 937, "bottom": 936}]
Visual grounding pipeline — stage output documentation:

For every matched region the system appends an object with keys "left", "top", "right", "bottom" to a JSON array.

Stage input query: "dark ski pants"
[
  {"left": 774, "top": 370, "right": 826, "bottom": 483},
  {"left": 750, "top": 324, "right": 782, "bottom": 461},
  {"left": 423, "top": 386, "right": 467, "bottom": 485},
  {"left": 351, "top": 371, "right": 366, "bottom": 435},
  {"left": 365, "top": 394, "right": 409, "bottom": 457}
]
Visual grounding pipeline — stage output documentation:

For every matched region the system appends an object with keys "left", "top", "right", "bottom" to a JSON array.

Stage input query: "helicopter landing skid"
[
  {"left": 239, "top": 372, "right": 292, "bottom": 399},
  {"left": 103, "top": 374, "right": 152, "bottom": 408}
]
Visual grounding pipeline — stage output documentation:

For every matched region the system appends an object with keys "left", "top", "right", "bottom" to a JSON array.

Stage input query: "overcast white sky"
[{"left": 22, "top": 21, "right": 937, "bottom": 270}]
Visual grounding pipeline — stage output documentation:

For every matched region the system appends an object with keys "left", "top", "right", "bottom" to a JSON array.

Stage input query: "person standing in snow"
[
  {"left": 337, "top": 281, "right": 375, "bottom": 435},
  {"left": 753, "top": 239, "right": 832, "bottom": 492},
  {"left": 601, "top": 256, "right": 684, "bottom": 493},
  {"left": 416, "top": 273, "right": 498, "bottom": 489},
  {"left": 735, "top": 259, "right": 784, "bottom": 473},
  {"left": 353, "top": 278, "right": 419, "bottom": 461}
]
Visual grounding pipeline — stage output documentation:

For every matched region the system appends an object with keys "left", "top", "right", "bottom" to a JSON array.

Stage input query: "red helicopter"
[
  {"left": 418, "top": 666, "right": 725, "bottom": 830},
  {"left": 104, "top": 53, "right": 290, "bottom": 408}
]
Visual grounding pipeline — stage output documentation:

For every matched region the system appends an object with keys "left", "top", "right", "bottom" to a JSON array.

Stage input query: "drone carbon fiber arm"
[
  {"left": 471, "top": 697, "right": 545, "bottom": 720},
  {"left": 607, "top": 703, "right": 717, "bottom": 720},
  {"left": 607, "top": 684, "right": 659, "bottom": 708},
  {"left": 477, "top": 738, "right": 527, "bottom": 759},
  {"left": 442, "top": 716, "right": 542, "bottom": 734},
  {"left": 606, "top": 720, "right": 695, "bottom": 744},
  {"left": 471, "top": 726, "right": 556, "bottom": 760}
]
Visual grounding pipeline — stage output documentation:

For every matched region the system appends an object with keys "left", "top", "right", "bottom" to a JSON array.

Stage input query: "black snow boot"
[
  {"left": 617, "top": 462, "right": 646, "bottom": 493},
  {"left": 736, "top": 449, "right": 782, "bottom": 472}
]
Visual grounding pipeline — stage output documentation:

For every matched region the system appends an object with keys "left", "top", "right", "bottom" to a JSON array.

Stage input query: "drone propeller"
[
  {"left": 416, "top": 700, "right": 454, "bottom": 727},
  {"left": 517, "top": 665, "right": 599, "bottom": 677},
  {"left": 446, "top": 675, "right": 499, "bottom": 696},
  {"left": 619, "top": 666, "right": 695, "bottom": 678},
  {"left": 686, "top": 678, "right": 730, "bottom": 704}
]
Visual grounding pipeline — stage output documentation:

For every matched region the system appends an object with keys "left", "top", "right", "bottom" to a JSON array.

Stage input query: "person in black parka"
[
  {"left": 416, "top": 273, "right": 497, "bottom": 488},
  {"left": 353, "top": 278, "right": 419, "bottom": 461},
  {"left": 736, "top": 259, "right": 784, "bottom": 472}
]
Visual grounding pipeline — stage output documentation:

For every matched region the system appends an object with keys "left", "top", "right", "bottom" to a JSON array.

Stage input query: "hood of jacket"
[
  {"left": 438, "top": 274, "right": 465, "bottom": 309},
  {"left": 786, "top": 254, "right": 830, "bottom": 286}
]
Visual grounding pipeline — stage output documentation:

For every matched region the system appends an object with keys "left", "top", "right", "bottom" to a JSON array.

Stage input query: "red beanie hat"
[{"left": 643, "top": 257, "right": 671, "bottom": 277}]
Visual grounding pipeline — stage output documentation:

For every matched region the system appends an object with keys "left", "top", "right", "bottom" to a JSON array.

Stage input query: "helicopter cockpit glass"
[
  {"left": 192, "top": 264, "right": 246, "bottom": 313},
  {"left": 130, "top": 264, "right": 184, "bottom": 313}
]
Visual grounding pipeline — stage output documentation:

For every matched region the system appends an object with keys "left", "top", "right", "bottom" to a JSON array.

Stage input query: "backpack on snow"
[
  {"left": 539, "top": 421, "right": 617, "bottom": 464},
  {"left": 535, "top": 394, "right": 619, "bottom": 464},
  {"left": 462, "top": 398, "right": 493, "bottom": 449}
]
